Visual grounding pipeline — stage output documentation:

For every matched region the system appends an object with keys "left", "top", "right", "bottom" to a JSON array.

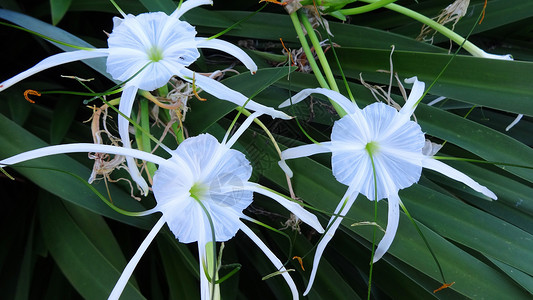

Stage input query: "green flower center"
[
  {"left": 147, "top": 46, "right": 164, "bottom": 62},
  {"left": 365, "top": 141, "right": 380, "bottom": 155},
  {"left": 189, "top": 183, "right": 207, "bottom": 201}
]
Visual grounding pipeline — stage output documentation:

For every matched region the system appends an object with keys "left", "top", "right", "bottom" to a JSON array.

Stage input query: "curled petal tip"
[
  {"left": 278, "top": 160, "right": 293, "bottom": 178},
  {"left": 485, "top": 189, "right": 497, "bottom": 201},
  {"left": 404, "top": 76, "right": 419, "bottom": 84},
  {"left": 478, "top": 50, "right": 513, "bottom": 61}
]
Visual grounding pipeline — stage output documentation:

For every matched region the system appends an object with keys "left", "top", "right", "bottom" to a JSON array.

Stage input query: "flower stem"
[
  {"left": 289, "top": 12, "right": 346, "bottom": 117},
  {"left": 289, "top": 12, "right": 329, "bottom": 89},
  {"left": 299, "top": 11, "right": 340, "bottom": 93},
  {"left": 367, "top": 152, "right": 378, "bottom": 299},
  {"left": 138, "top": 99, "right": 158, "bottom": 178},
  {"left": 341, "top": 0, "right": 487, "bottom": 57}
]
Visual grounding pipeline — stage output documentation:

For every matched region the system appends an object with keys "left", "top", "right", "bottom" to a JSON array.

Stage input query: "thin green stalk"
[
  {"left": 0, "top": 21, "right": 94, "bottom": 51},
  {"left": 289, "top": 12, "right": 329, "bottom": 89},
  {"left": 341, "top": 0, "right": 488, "bottom": 58},
  {"left": 138, "top": 99, "right": 158, "bottom": 177},
  {"left": 208, "top": 4, "right": 267, "bottom": 40},
  {"left": 289, "top": 12, "right": 346, "bottom": 117},
  {"left": 432, "top": 156, "right": 533, "bottom": 170},
  {"left": 299, "top": 11, "right": 340, "bottom": 93},
  {"left": 7, "top": 165, "right": 153, "bottom": 217},
  {"left": 398, "top": 201, "right": 448, "bottom": 284},
  {"left": 310, "top": 2, "right": 356, "bottom": 102},
  {"left": 367, "top": 152, "right": 378, "bottom": 299},
  {"left": 193, "top": 197, "right": 219, "bottom": 300},
  {"left": 340, "top": 0, "right": 397, "bottom": 15}
]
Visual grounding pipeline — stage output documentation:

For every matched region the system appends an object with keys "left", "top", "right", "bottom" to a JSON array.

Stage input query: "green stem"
[
  {"left": 339, "top": 0, "right": 397, "bottom": 15},
  {"left": 398, "top": 201, "right": 447, "bottom": 284},
  {"left": 289, "top": 12, "right": 346, "bottom": 117},
  {"left": 138, "top": 99, "right": 157, "bottom": 177},
  {"left": 289, "top": 12, "right": 329, "bottom": 89},
  {"left": 0, "top": 21, "right": 94, "bottom": 51},
  {"left": 299, "top": 11, "right": 340, "bottom": 93},
  {"left": 341, "top": 0, "right": 488, "bottom": 58},
  {"left": 367, "top": 152, "right": 378, "bottom": 299}
]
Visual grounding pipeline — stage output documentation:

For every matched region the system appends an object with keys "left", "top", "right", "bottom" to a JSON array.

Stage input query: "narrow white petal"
[
  {"left": 245, "top": 182, "right": 324, "bottom": 233},
  {"left": 402, "top": 76, "right": 425, "bottom": 116},
  {"left": 279, "top": 88, "right": 359, "bottom": 116},
  {"left": 281, "top": 143, "right": 332, "bottom": 161},
  {"left": 478, "top": 50, "right": 513, "bottom": 60},
  {"left": 427, "top": 96, "right": 447, "bottom": 106},
  {"left": 238, "top": 222, "right": 299, "bottom": 300},
  {"left": 381, "top": 77, "right": 425, "bottom": 138},
  {"left": 373, "top": 193, "right": 400, "bottom": 262},
  {"left": 108, "top": 217, "right": 165, "bottom": 300},
  {"left": 278, "top": 160, "right": 294, "bottom": 178},
  {"left": 223, "top": 111, "right": 263, "bottom": 148},
  {"left": 196, "top": 38, "right": 257, "bottom": 73},
  {"left": 171, "top": 0, "right": 213, "bottom": 19},
  {"left": 422, "top": 157, "right": 497, "bottom": 200},
  {"left": 506, "top": 114, "right": 523, "bottom": 131},
  {"left": 178, "top": 68, "right": 290, "bottom": 119},
  {"left": 0, "top": 143, "right": 174, "bottom": 169},
  {"left": 117, "top": 85, "right": 150, "bottom": 195},
  {"left": 0, "top": 50, "right": 108, "bottom": 91},
  {"left": 279, "top": 142, "right": 331, "bottom": 178},
  {"left": 304, "top": 189, "right": 358, "bottom": 295}
]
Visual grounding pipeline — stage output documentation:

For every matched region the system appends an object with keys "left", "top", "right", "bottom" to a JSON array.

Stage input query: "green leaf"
[
  {"left": 186, "top": 67, "right": 296, "bottom": 136},
  {"left": 38, "top": 192, "right": 145, "bottom": 299},
  {"left": 0, "top": 9, "right": 110, "bottom": 79},
  {"left": 50, "top": 0, "right": 72, "bottom": 25},
  {"left": 237, "top": 130, "right": 533, "bottom": 299},
  {"left": 50, "top": 96, "right": 80, "bottom": 144},
  {"left": 138, "top": 0, "right": 176, "bottom": 14},
  {"left": 156, "top": 237, "right": 200, "bottom": 300},
  {"left": 329, "top": 47, "right": 533, "bottom": 116},
  {"left": 277, "top": 73, "right": 533, "bottom": 183},
  {"left": 0, "top": 112, "right": 154, "bottom": 229}
]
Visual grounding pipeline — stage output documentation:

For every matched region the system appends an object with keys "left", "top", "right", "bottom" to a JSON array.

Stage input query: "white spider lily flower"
[
  {"left": 0, "top": 0, "right": 290, "bottom": 196},
  {"left": 0, "top": 112, "right": 322, "bottom": 300},
  {"left": 278, "top": 77, "right": 497, "bottom": 295}
]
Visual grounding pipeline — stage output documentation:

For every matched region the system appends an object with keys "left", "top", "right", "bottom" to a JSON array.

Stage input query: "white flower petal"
[
  {"left": 304, "top": 189, "right": 358, "bottom": 296},
  {"left": 238, "top": 222, "right": 299, "bottom": 300},
  {"left": 0, "top": 50, "right": 108, "bottom": 92},
  {"left": 478, "top": 50, "right": 513, "bottom": 60},
  {"left": 373, "top": 193, "right": 400, "bottom": 262},
  {"left": 384, "top": 76, "right": 425, "bottom": 136},
  {"left": 107, "top": 12, "right": 200, "bottom": 91},
  {"left": 0, "top": 143, "right": 174, "bottom": 169},
  {"left": 422, "top": 157, "right": 497, "bottom": 200},
  {"left": 330, "top": 102, "right": 424, "bottom": 199},
  {"left": 244, "top": 182, "right": 324, "bottom": 233},
  {"left": 108, "top": 217, "right": 165, "bottom": 300},
  {"left": 223, "top": 111, "right": 263, "bottom": 148},
  {"left": 421, "top": 140, "right": 443, "bottom": 156},
  {"left": 279, "top": 142, "right": 332, "bottom": 178},
  {"left": 279, "top": 88, "right": 360, "bottom": 116},
  {"left": 506, "top": 114, "right": 523, "bottom": 131},
  {"left": 196, "top": 37, "right": 257, "bottom": 73},
  {"left": 171, "top": 0, "right": 213, "bottom": 19},
  {"left": 117, "top": 85, "right": 149, "bottom": 195},
  {"left": 153, "top": 134, "right": 253, "bottom": 242},
  {"left": 402, "top": 76, "right": 425, "bottom": 116},
  {"left": 178, "top": 68, "right": 290, "bottom": 119}
]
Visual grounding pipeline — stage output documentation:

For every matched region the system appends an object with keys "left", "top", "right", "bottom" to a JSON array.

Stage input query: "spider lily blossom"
[
  {"left": 278, "top": 77, "right": 497, "bottom": 295},
  {"left": 0, "top": 0, "right": 290, "bottom": 195},
  {"left": 0, "top": 112, "right": 323, "bottom": 300}
]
